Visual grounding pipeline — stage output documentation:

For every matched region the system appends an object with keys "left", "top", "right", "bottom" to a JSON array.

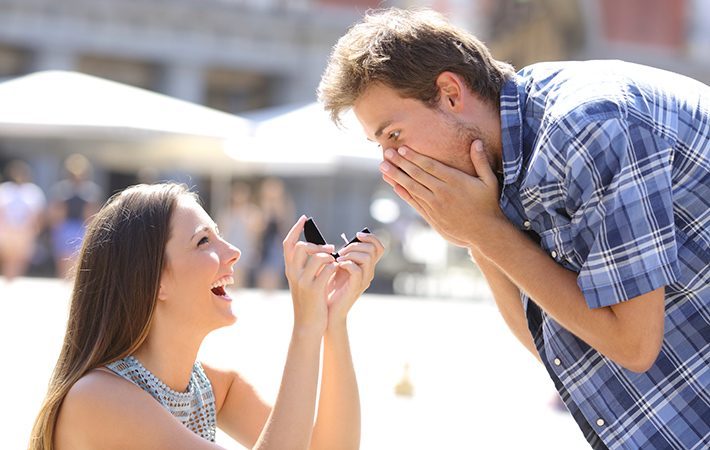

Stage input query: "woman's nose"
[{"left": 225, "top": 241, "right": 241, "bottom": 266}]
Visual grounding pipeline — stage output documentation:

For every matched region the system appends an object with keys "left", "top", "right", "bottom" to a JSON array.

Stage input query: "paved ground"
[{"left": 1, "top": 277, "right": 589, "bottom": 449}]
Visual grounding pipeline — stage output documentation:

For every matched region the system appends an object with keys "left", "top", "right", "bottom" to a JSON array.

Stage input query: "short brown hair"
[{"left": 318, "top": 8, "right": 515, "bottom": 125}]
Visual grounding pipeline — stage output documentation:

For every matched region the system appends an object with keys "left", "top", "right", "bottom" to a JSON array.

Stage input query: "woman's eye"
[
  {"left": 198, "top": 236, "right": 209, "bottom": 246},
  {"left": 388, "top": 130, "right": 400, "bottom": 141}
]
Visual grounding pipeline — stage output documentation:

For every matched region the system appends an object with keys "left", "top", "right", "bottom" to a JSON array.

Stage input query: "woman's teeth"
[{"left": 210, "top": 276, "right": 234, "bottom": 296}]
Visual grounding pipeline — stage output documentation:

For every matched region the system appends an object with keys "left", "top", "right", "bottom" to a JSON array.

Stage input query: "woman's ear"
[
  {"left": 157, "top": 281, "right": 168, "bottom": 302},
  {"left": 435, "top": 71, "right": 466, "bottom": 112}
]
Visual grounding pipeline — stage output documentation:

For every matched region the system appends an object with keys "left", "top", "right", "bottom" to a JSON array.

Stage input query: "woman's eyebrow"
[{"left": 191, "top": 224, "right": 217, "bottom": 240}]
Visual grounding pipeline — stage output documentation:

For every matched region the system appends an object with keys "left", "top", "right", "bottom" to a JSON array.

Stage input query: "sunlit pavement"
[{"left": 1, "top": 277, "right": 589, "bottom": 449}]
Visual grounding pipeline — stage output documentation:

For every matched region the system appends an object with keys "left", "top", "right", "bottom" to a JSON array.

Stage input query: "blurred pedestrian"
[
  {"left": 255, "top": 177, "right": 294, "bottom": 293},
  {"left": 319, "top": 8, "right": 709, "bottom": 449},
  {"left": 217, "top": 181, "right": 262, "bottom": 288},
  {"left": 0, "top": 160, "right": 46, "bottom": 281},
  {"left": 48, "top": 154, "right": 102, "bottom": 279},
  {"left": 30, "top": 182, "right": 384, "bottom": 449}
]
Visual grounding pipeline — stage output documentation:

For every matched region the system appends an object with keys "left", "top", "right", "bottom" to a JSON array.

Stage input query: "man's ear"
[{"left": 435, "top": 71, "right": 466, "bottom": 112}]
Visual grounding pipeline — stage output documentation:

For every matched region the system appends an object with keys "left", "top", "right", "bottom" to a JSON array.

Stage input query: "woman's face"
[{"left": 158, "top": 195, "right": 241, "bottom": 334}]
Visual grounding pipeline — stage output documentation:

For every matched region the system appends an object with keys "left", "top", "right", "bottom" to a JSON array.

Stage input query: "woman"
[
  {"left": 30, "top": 182, "right": 383, "bottom": 449},
  {"left": 47, "top": 153, "right": 102, "bottom": 279},
  {"left": 0, "top": 160, "right": 46, "bottom": 280},
  {"left": 255, "top": 177, "right": 294, "bottom": 292}
]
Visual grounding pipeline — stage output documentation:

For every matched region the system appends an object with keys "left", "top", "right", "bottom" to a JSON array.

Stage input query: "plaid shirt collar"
[{"left": 499, "top": 75, "right": 526, "bottom": 188}]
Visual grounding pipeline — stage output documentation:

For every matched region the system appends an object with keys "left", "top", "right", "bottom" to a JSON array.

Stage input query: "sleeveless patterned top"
[{"left": 105, "top": 355, "right": 217, "bottom": 442}]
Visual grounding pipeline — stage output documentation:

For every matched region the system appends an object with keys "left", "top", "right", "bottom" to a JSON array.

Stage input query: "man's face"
[{"left": 353, "top": 82, "right": 496, "bottom": 177}]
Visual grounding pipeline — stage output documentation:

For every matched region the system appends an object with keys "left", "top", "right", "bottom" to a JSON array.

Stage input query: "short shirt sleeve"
[{"left": 565, "top": 117, "right": 678, "bottom": 308}]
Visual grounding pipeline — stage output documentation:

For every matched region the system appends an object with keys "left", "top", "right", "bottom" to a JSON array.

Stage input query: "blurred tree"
[{"left": 484, "top": 0, "right": 585, "bottom": 68}]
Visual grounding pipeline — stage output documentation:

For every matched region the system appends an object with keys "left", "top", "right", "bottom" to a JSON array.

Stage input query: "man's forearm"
[
  {"left": 469, "top": 247, "right": 540, "bottom": 361},
  {"left": 471, "top": 218, "right": 664, "bottom": 372}
]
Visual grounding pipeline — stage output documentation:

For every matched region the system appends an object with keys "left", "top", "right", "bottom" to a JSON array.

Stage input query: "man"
[{"left": 318, "top": 8, "right": 709, "bottom": 450}]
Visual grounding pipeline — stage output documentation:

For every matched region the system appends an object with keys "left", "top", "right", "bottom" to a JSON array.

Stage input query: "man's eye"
[{"left": 198, "top": 236, "right": 209, "bottom": 246}]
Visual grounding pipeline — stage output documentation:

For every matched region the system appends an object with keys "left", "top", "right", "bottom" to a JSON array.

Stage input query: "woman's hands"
[
  {"left": 326, "top": 232, "right": 384, "bottom": 327},
  {"left": 282, "top": 216, "right": 385, "bottom": 334},
  {"left": 279, "top": 216, "right": 382, "bottom": 450},
  {"left": 283, "top": 216, "right": 337, "bottom": 336}
]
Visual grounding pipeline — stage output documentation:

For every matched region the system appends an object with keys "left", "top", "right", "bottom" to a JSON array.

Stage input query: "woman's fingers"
[
  {"left": 289, "top": 242, "right": 335, "bottom": 276},
  {"left": 282, "top": 215, "right": 307, "bottom": 261},
  {"left": 300, "top": 251, "right": 336, "bottom": 282},
  {"left": 337, "top": 233, "right": 385, "bottom": 262},
  {"left": 314, "top": 261, "right": 338, "bottom": 290},
  {"left": 335, "top": 259, "right": 363, "bottom": 283}
]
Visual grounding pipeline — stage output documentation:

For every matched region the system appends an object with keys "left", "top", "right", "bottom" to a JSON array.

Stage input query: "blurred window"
[
  {"left": 205, "top": 67, "right": 276, "bottom": 114},
  {"left": 77, "top": 54, "right": 158, "bottom": 90},
  {"left": 0, "top": 45, "right": 29, "bottom": 78},
  {"left": 600, "top": 0, "right": 687, "bottom": 49}
]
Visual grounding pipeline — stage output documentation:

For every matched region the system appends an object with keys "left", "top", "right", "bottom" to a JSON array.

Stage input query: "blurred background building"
[{"left": 0, "top": 0, "right": 708, "bottom": 295}]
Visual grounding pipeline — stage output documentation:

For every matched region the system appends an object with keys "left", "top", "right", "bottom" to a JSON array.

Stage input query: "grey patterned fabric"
[{"left": 106, "top": 355, "right": 217, "bottom": 442}]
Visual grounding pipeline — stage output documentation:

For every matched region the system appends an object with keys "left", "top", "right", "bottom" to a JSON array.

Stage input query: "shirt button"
[
  {"left": 551, "top": 250, "right": 558, "bottom": 259},
  {"left": 523, "top": 220, "right": 531, "bottom": 229},
  {"left": 553, "top": 358, "right": 561, "bottom": 366},
  {"left": 596, "top": 418, "right": 605, "bottom": 427}
]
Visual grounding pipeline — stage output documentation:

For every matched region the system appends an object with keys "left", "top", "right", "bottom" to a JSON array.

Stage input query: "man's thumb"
[{"left": 470, "top": 140, "right": 496, "bottom": 183}]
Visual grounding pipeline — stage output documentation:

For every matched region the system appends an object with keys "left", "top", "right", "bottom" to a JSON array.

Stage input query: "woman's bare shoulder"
[
  {"left": 55, "top": 369, "right": 218, "bottom": 450},
  {"left": 54, "top": 369, "right": 151, "bottom": 449},
  {"left": 200, "top": 362, "right": 239, "bottom": 410}
]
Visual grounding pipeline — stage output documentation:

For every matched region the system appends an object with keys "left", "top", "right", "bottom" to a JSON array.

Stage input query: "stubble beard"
[{"left": 452, "top": 119, "right": 488, "bottom": 177}]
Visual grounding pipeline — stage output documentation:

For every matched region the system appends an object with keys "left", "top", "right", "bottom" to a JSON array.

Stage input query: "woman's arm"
[
  {"left": 310, "top": 323, "right": 359, "bottom": 450},
  {"left": 211, "top": 225, "right": 383, "bottom": 450},
  {"left": 211, "top": 216, "right": 336, "bottom": 449},
  {"left": 310, "top": 232, "right": 384, "bottom": 450}
]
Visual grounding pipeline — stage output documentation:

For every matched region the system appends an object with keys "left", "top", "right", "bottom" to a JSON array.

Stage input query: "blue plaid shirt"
[{"left": 499, "top": 60, "right": 709, "bottom": 449}]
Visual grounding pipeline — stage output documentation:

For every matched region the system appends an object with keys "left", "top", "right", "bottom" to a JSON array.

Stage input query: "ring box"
[{"left": 304, "top": 217, "right": 370, "bottom": 259}]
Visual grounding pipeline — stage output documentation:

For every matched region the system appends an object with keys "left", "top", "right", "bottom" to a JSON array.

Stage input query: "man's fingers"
[
  {"left": 380, "top": 159, "right": 434, "bottom": 203},
  {"left": 470, "top": 140, "right": 498, "bottom": 186},
  {"left": 384, "top": 147, "right": 445, "bottom": 188},
  {"left": 393, "top": 146, "right": 459, "bottom": 182},
  {"left": 391, "top": 181, "right": 423, "bottom": 212},
  {"left": 382, "top": 173, "right": 421, "bottom": 210}
]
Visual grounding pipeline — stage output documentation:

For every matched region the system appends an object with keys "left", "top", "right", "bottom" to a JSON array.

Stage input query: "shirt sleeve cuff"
[{"left": 578, "top": 262, "right": 677, "bottom": 308}]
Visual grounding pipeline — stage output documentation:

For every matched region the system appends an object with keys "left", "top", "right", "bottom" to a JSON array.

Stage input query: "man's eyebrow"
[{"left": 374, "top": 120, "right": 393, "bottom": 139}]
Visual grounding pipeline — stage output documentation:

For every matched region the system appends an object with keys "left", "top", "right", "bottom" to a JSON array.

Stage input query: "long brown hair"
[
  {"left": 318, "top": 7, "right": 516, "bottom": 125},
  {"left": 29, "top": 182, "right": 194, "bottom": 450}
]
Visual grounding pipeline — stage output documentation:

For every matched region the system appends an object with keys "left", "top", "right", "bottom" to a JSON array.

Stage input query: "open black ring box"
[{"left": 304, "top": 217, "right": 370, "bottom": 259}]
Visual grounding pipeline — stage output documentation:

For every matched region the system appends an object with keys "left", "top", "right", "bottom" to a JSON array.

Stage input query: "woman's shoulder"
[
  {"left": 55, "top": 369, "right": 216, "bottom": 450},
  {"left": 61, "top": 369, "right": 142, "bottom": 415},
  {"left": 199, "top": 362, "right": 239, "bottom": 410},
  {"left": 200, "top": 362, "right": 265, "bottom": 414},
  {"left": 55, "top": 369, "right": 151, "bottom": 448}
]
